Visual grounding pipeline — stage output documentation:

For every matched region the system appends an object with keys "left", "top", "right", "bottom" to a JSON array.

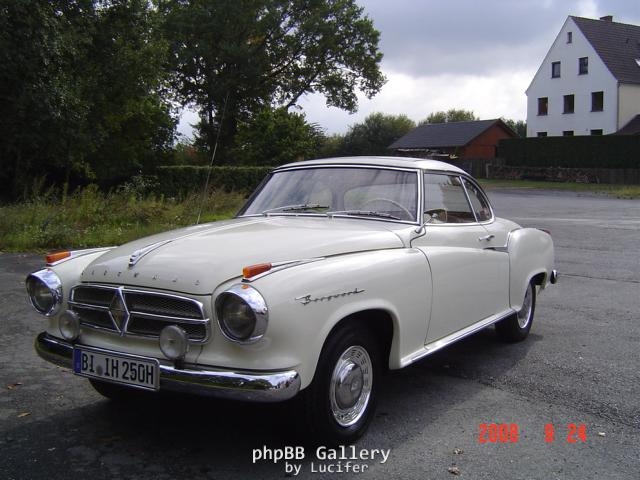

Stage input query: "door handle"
[{"left": 478, "top": 234, "right": 495, "bottom": 241}]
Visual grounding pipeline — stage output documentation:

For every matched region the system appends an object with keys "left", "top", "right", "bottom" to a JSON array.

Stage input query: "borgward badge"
[{"left": 109, "top": 288, "right": 129, "bottom": 333}]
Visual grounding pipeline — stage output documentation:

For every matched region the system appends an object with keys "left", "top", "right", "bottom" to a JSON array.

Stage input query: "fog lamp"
[
  {"left": 59, "top": 310, "right": 80, "bottom": 341},
  {"left": 159, "top": 325, "right": 189, "bottom": 360}
]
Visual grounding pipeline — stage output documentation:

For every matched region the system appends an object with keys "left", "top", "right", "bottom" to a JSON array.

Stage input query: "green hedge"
[
  {"left": 498, "top": 136, "right": 640, "bottom": 169},
  {"left": 155, "top": 165, "right": 273, "bottom": 197}
]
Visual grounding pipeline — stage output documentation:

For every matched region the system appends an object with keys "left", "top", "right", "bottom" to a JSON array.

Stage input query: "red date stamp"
[
  {"left": 544, "top": 423, "right": 587, "bottom": 443},
  {"left": 478, "top": 423, "right": 519, "bottom": 443},
  {"left": 478, "top": 423, "right": 587, "bottom": 444}
]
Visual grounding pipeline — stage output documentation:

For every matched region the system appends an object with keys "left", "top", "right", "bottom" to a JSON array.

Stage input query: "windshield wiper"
[
  {"left": 261, "top": 204, "right": 330, "bottom": 215},
  {"left": 327, "top": 210, "right": 401, "bottom": 220}
]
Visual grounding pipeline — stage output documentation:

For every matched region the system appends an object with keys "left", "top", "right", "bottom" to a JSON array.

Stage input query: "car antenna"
[{"left": 196, "top": 91, "right": 230, "bottom": 225}]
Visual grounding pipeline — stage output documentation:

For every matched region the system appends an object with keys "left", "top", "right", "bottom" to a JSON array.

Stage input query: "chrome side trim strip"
[
  {"left": 46, "top": 247, "right": 115, "bottom": 267},
  {"left": 35, "top": 332, "right": 300, "bottom": 402},
  {"left": 401, "top": 309, "right": 516, "bottom": 367}
]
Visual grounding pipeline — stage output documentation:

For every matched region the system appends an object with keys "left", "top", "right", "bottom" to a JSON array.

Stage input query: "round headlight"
[
  {"left": 59, "top": 310, "right": 80, "bottom": 341},
  {"left": 159, "top": 325, "right": 189, "bottom": 360},
  {"left": 26, "top": 269, "right": 63, "bottom": 316},
  {"left": 215, "top": 285, "right": 268, "bottom": 343}
]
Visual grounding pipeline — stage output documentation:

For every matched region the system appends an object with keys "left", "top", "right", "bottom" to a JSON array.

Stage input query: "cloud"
[
  {"left": 178, "top": 0, "right": 640, "bottom": 137},
  {"left": 301, "top": 69, "right": 534, "bottom": 134}
]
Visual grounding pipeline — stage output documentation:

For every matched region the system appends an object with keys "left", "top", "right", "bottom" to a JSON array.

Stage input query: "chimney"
[{"left": 600, "top": 15, "right": 613, "bottom": 22}]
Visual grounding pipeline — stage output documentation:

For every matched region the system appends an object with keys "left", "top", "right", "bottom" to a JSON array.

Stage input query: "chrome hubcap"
[
  {"left": 330, "top": 346, "right": 372, "bottom": 427},
  {"left": 517, "top": 284, "right": 533, "bottom": 328}
]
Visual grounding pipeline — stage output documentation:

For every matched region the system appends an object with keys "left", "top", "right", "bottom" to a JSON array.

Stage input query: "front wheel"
[
  {"left": 299, "top": 323, "right": 380, "bottom": 445},
  {"left": 496, "top": 281, "right": 536, "bottom": 342}
]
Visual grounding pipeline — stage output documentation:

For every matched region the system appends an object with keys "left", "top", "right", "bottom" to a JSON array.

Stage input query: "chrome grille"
[{"left": 69, "top": 285, "right": 209, "bottom": 342}]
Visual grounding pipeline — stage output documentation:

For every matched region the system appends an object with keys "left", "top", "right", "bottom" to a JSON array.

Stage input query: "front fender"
[
  {"left": 235, "top": 248, "right": 432, "bottom": 389},
  {"left": 508, "top": 228, "right": 554, "bottom": 310}
]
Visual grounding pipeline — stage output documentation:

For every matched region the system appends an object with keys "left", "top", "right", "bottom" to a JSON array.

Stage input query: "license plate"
[{"left": 73, "top": 347, "right": 159, "bottom": 391}]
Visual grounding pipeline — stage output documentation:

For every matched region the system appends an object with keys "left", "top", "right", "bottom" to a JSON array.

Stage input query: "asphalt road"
[{"left": 1, "top": 189, "right": 639, "bottom": 480}]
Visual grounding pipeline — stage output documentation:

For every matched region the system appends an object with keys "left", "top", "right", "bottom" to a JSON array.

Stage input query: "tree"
[
  {"left": 81, "top": 0, "right": 176, "bottom": 184},
  {"left": 339, "top": 113, "right": 415, "bottom": 156},
  {"left": 502, "top": 118, "right": 526, "bottom": 138},
  {"left": 0, "top": 0, "right": 175, "bottom": 200},
  {"left": 420, "top": 109, "right": 479, "bottom": 125},
  {"left": 231, "top": 107, "right": 324, "bottom": 165},
  {"left": 161, "top": 0, "right": 385, "bottom": 160}
]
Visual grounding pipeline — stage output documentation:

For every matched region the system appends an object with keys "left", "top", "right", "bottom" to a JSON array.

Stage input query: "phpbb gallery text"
[{"left": 252, "top": 445, "right": 391, "bottom": 475}]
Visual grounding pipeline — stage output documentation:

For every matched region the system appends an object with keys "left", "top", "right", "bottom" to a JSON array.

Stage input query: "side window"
[
  {"left": 463, "top": 178, "right": 492, "bottom": 222},
  {"left": 423, "top": 174, "right": 475, "bottom": 223}
]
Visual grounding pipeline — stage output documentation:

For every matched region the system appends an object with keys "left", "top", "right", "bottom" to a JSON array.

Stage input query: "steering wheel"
[{"left": 361, "top": 198, "right": 413, "bottom": 220}]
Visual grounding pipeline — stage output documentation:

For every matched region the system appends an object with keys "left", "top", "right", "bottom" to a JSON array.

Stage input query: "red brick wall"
[{"left": 462, "top": 125, "right": 516, "bottom": 159}]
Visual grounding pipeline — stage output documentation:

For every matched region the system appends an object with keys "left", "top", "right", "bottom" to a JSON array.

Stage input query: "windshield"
[{"left": 239, "top": 167, "right": 419, "bottom": 222}]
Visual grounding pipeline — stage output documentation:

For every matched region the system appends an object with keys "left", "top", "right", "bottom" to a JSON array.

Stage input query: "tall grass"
[{"left": 0, "top": 185, "right": 246, "bottom": 252}]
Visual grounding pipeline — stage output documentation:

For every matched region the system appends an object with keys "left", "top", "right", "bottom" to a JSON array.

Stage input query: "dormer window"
[{"left": 567, "top": 32, "right": 573, "bottom": 43}]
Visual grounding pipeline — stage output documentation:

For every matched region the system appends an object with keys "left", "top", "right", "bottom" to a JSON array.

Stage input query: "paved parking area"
[{"left": 1, "top": 189, "right": 638, "bottom": 479}]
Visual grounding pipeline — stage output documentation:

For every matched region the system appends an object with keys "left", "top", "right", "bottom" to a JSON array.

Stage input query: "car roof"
[{"left": 275, "top": 156, "right": 467, "bottom": 175}]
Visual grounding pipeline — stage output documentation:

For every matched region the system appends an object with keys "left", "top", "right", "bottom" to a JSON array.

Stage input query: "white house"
[{"left": 526, "top": 15, "right": 640, "bottom": 137}]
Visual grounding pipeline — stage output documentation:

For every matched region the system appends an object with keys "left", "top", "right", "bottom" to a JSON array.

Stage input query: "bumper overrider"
[{"left": 35, "top": 332, "right": 300, "bottom": 402}]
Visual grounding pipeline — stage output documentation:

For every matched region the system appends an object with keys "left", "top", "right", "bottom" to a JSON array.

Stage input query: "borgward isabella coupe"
[{"left": 27, "top": 156, "right": 557, "bottom": 443}]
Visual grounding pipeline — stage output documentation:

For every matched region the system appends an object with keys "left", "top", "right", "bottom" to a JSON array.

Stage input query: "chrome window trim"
[
  {"left": 460, "top": 174, "right": 496, "bottom": 223},
  {"left": 238, "top": 164, "right": 423, "bottom": 226},
  {"left": 421, "top": 171, "right": 496, "bottom": 226},
  {"left": 69, "top": 284, "right": 210, "bottom": 344}
]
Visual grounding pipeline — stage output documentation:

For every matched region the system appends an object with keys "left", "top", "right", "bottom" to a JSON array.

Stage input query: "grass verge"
[
  {"left": 0, "top": 185, "right": 246, "bottom": 252},
  {"left": 479, "top": 179, "right": 640, "bottom": 199},
  {"left": 2, "top": 180, "right": 637, "bottom": 253}
]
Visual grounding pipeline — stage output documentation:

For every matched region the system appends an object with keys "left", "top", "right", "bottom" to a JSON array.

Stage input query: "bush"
[
  {"left": 155, "top": 165, "right": 272, "bottom": 197},
  {"left": 498, "top": 136, "right": 640, "bottom": 169}
]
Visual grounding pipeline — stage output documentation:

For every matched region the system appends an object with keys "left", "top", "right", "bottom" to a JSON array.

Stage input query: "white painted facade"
[
  {"left": 526, "top": 17, "right": 632, "bottom": 137},
  {"left": 619, "top": 83, "right": 640, "bottom": 128}
]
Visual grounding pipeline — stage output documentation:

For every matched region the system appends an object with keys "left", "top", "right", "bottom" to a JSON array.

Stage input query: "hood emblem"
[
  {"left": 129, "top": 239, "right": 173, "bottom": 267},
  {"left": 296, "top": 288, "right": 365, "bottom": 306},
  {"left": 109, "top": 288, "right": 130, "bottom": 333}
]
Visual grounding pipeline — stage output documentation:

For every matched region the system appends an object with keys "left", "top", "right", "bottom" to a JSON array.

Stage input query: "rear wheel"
[
  {"left": 299, "top": 323, "right": 380, "bottom": 445},
  {"left": 496, "top": 281, "right": 536, "bottom": 342}
]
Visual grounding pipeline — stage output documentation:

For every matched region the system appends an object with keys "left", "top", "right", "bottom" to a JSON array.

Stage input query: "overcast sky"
[{"left": 178, "top": 0, "right": 640, "bottom": 137}]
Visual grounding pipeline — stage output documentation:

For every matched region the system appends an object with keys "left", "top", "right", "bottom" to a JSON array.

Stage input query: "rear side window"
[
  {"left": 463, "top": 178, "right": 492, "bottom": 222},
  {"left": 423, "top": 174, "right": 475, "bottom": 223}
]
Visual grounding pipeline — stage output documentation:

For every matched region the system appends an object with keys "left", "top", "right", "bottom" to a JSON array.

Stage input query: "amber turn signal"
[
  {"left": 242, "top": 263, "right": 272, "bottom": 279},
  {"left": 45, "top": 251, "right": 71, "bottom": 265}
]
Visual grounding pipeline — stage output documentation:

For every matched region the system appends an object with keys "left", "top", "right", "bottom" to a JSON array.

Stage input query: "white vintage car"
[{"left": 27, "top": 156, "right": 557, "bottom": 443}]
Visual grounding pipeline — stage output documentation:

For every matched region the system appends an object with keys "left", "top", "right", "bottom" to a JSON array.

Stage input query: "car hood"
[{"left": 81, "top": 216, "right": 405, "bottom": 295}]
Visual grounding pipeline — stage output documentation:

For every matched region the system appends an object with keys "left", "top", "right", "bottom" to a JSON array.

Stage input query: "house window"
[
  {"left": 537, "top": 132, "right": 547, "bottom": 137},
  {"left": 538, "top": 97, "right": 548, "bottom": 116},
  {"left": 591, "top": 129, "right": 603, "bottom": 136},
  {"left": 591, "top": 91, "right": 604, "bottom": 111},
  {"left": 563, "top": 94, "right": 575, "bottom": 114},
  {"left": 551, "top": 61, "right": 561, "bottom": 78},
  {"left": 563, "top": 131, "right": 574, "bottom": 136},
  {"left": 579, "top": 57, "right": 589, "bottom": 74},
  {"left": 567, "top": 32, "right": 573, "bottom": 43}
]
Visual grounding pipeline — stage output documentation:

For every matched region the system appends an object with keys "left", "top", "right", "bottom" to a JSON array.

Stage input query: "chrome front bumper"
[{"left": 35, "top": 332, "right": 300, "bottom": 402}]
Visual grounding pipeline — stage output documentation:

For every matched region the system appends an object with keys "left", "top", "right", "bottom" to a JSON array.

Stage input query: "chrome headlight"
[
  {"left": 215, "top": 284, "right": 268, "bottom": 343},
  {"left": 26, "top": 269, "right": 63, "bottom": 316}
]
